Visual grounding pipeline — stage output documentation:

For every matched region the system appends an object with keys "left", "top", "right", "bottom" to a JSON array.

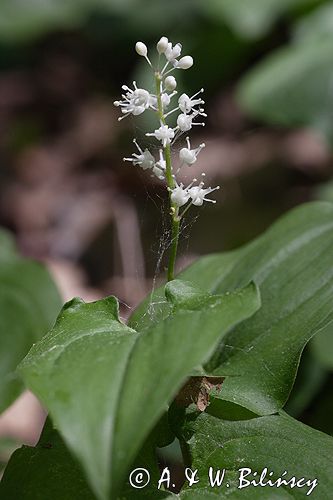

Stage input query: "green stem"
[
  {"left": 155, "top": 72, "right": 180, "bottom": 282},
  {"left": 168, "top": 217, "right": 180, "bottom": 281}
]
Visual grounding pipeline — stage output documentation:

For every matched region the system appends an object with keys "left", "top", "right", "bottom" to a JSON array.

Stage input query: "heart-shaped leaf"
[
  {"left": 19, "top": 282, "right": 260, "bottom": 499},
  {"left": 131, "top": 202, "right": 333, "bottom": 415},
  {"left": 171, "top": 404, "right": 333, "bottom": 498}
]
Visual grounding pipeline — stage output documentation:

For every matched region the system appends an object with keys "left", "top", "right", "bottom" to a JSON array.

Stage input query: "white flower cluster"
[{"left": 114, "top": 36, "right": 220, "bottom": 210}]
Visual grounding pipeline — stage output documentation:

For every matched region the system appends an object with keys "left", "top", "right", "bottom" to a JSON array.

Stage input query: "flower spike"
[{"left": 115, "top": 36, "right": 220, "bottom": 281}]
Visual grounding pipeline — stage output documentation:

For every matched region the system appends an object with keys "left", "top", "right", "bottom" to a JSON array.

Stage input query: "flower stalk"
[
  {"left": 155, "top": 72, "right": 179, "bottom": 281},
  {"left": 114, "top": 37, "right": 220, "bottom": 282}
]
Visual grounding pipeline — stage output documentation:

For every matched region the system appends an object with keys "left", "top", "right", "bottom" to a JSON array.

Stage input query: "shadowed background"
[{"left": 0, "top": 0, "right": 332, "bottom": 473}]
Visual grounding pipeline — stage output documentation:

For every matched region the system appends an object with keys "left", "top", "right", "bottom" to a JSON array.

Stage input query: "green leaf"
[
  {"left": 164, "top": 280, "right": 211, "bottom": 310},
  {"left": 311, "top": 323, "right": 333, "bottom": 370},
  {"left": 0, "top": 229, "right": 61, "bottom": 412},
  {"left": 173, "top": 408, "right": 333, "bottom": 498},
  {"left": 203, "top": 204, "right": 333, "bottom": 415},
  {"left": 112, "top": 282, "right": 259, "bottom": 496},
  {"left": 0, "top": 416, "right": 172, "bottom": 500},
  {"left": 128, "top": 253, "right": 239, "bottom": 331},
  {"left": 132, "top": 202, "right": 333, "bottom": 415},
  {"left": 0, "top": 419, "right": 174, "bottom": 500},
  {"left": 19, "top": 296, "right": 137, "bottom": 500},
  {"left": 199, "top": 0, "right": 313, "bottom": 40},
  {"left": 293, "top": 3, "right": 333, "bottom": 44},
  {"left": 0, "top": 419, "right": 96, "bottom": 500},
  {"left": 237, "top": 39, "right": 333, "bottom": 141},
  {"left": 284, "top": 348, "right": 327, "bottom": 417},
  {"left": 19, "top": 282, "right": 260, "bottom": 499}
]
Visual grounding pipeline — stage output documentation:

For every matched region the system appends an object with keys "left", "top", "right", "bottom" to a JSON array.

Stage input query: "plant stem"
[
  {"left": 168, "top": 217, "right": 180, "bottom": 281},
  {"left": 155, "top": 72, "right": 180, "bottom": 282}
]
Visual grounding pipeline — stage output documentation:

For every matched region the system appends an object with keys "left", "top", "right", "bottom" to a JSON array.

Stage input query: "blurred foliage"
[
  {"left": 238, "top": 38, "right": 333, "bottom": 140},
  {"left": 0, "top": 229, "right": 61, "bottom": 412},
  {"left": 294, "top": 1, "right": 333, "bottom": 42},
  {"left": 0, "top": 0, "right": 324, "bottom": 43},
  {"left": 0, "top": 0, "right": 332, "bottom": 466},
  {"left": 199, "top": 0, "right": 320, "bottom": 39}
]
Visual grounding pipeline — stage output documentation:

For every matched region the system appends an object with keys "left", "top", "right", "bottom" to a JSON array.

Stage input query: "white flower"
[
  {"left": 123, "top": 140, "right": 155, "bottom": 170},
  {"left": 135, "top": 41, "right": 152, "bottom": 66},
  {"left": 170, "top": 181, "right": 191, "bottom": 207},
  {"left": 157, "top": 36, "right": 169, "bottom": 54},
  {"left": 176, "top": 111, "right": 206, "bottom": 132},
  {"left": 176, "top": 113, "right": 193, "bottom": 132},
  {"left": 188, "top": 182, "right": 220, "bottom": 206},
  {"left": 165, "top": 42, "right": 182, "bottom": 63},
  {"left": 114, "top": 81, "right": 152, "bottom": 120},
  {"left": 174, "top": 56, "right": 193, "bottom": 69},
  {"left": 152, "top": 150, "right": 166, "bottom": 180},
  {"left": 179, "top": 137, "right": 205, "bottom": 165},
  {"left": 146, "top": 122, "right": 175, "bottom": 147},
  {"left": 135, "top": 41, "right": 148, "bottom": 57},
  {"left": 178, "top": 89, "right": 204, "bottom": 114},
  {"left": 150, "top": 92, "right": 176, "bottom": 110},
  {"left": 164, "top": 76, "right": 177, "bottom": 91},
  {"left": 159, "top": 39, "right": 194, "bottom": 73}
]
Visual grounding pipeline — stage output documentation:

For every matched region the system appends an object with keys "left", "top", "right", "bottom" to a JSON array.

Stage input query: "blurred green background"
[{"left": 0, "top": 0, "right": 332, "bottom": 450}]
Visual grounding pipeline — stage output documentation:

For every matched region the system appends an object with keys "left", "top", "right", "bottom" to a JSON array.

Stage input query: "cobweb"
[
  {"left": 137, "top": 173, "right": 199, "bottom": 323},
  {"left": 127, "top": 122, "right": 200, "bottom": 322}
]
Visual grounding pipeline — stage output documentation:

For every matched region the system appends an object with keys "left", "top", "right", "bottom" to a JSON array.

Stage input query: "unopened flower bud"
[
  {"left": 164, "top": 76, "right": 177, "bottom": 91},
  {"left": 157, "top": 36, "right": 169, "bottom": 54},
  {"left": 175, "top": 56, "right": 193, "bottom": 69},
  {"left": 135, "top": 41, "right": 148, "bottom": 57}
]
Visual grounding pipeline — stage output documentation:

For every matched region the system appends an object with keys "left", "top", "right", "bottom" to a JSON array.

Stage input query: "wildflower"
[
  {"left": 157, "top": 36, "right": 169, "bottom": 55},
  {"left": 114, "top": 82, "right": 152, "bottom": 120},
  {"left": 179, "top": 137, "right": 205, "bottom": 166},
  {"left": 170, "top": 181, "right": 192, "bottom": 207},
  {"left": 146, "top": 123, "right": 175, "bottom": 147},
  {"left": 174, "top": 56, "right": 193, "bottom": 70},
  {"left": 165, "top": 42, "right": 182, "bottom": 63},
  {"left": 149, "top": 91, "right": 177, "bottom": 111},
  {"left": 123, "top": 139, "right": 155, "bottom": 170},
  {"left": 178, "top": 89, "right": 204, "bottom": 114},
  {"left": 115, "top": 36, "right": 220, "bottom": 281},
  {"left": 135, "top": 41, "right": 147, "bottom": 56},
  {"left": 135, "top": 41, "right": 152, "bottom": 67},
  {"left": 176, "top": 111, "right": 206, "bottom": 132},
  {"left": 164, "top": 76, "right": 177, "bottom": 91},
  {"left": 152, "top": 150, "right": 166, "bottom": 180},
  {"left": 188, "top": 181, "right": 220, "bottom": 206}
]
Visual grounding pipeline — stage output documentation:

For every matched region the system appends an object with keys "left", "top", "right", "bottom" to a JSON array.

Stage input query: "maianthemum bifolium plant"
[{"left": 1, "top": 36, "right": 333, "bottom": 500}]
